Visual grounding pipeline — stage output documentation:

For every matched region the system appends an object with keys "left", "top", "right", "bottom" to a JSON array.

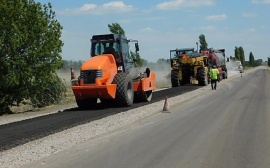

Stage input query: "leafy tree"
[
  {"left": 130, "top": 51, "right": 143, "bottom": 67},
  {"left": 230, "top": 56, "right": 237, "bottom": 61},
  {"left": 141, "top": 59, "right": 148, "bottom": 66},
  {"left": 249, "top": 52, "right": 255, "bottom": 67},
  {"left": 58, "top": 60, "right": 85, "bottom": 71},
  {"left": 253, "top": 59, "right": 262, "bottom": 67},
  {"left": 157, "top": 58, "right": 170, "bottom": 64},
  {"left": 108, "top": 23, "right": 125, "bottom": 36},
  {"left": 239, "top": 47, "right": 245, "bottom": 68},
  {"left": 199, "top": 34, "right": 208, "bottom": 50},
  {"left": 108, "top": 23, "right": 143, "bottom": 67},
  {"left": 234, "top": 47, "right": 240, "bottom": 60},
  {"left": 0, "top": 0, "right": 64, "bottom": 114}
]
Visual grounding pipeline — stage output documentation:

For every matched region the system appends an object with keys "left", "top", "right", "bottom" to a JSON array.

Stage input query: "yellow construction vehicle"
[{"left": 170, "top": 48, "right": 210, "bottom": 87}]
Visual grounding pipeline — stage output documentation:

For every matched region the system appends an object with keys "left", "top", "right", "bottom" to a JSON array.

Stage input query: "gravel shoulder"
[{"left": 0, "top": 67, "right": 261, "bottom": 168}]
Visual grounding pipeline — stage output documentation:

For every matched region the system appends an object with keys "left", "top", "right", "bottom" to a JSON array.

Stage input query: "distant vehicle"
[
  {"left": 169, "top": 44, "right": 229, "bottom": 87},
  {"left": 235, "top": 61, "right": 244, "bottom": 73},
  {"left": 170, "top": 47, "right": 210, "bottom": 87},
  {"left": 201, "top": 48, "right": 229, "bottom": 81}
]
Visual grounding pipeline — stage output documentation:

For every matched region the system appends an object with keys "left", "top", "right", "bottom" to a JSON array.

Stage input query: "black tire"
[
  {"left": 218, "top": 74, "right": 222, "bottom": 82},
  {"left": 100, "top": 98, "right": 113, "bottom": 106},
  {"left": 112, "top": 72, "right": 134, "bottom": 107},
  {"left": 222, "top": 72, "right": 226, "bottom": 79},
  {"left": 134, "top": 90, "right": 153, "bottom": 102},
  {"left": 171, "top": 70, "right": 180, "bottom": 87},
  {"left": 180, "top": 76, "right": 188, "bottom": 85},
  {"left": 197, "top": 68, "right": 207, "bottom": 86},
  {"left": 76, "top": 98, "right": 97, "bottom": 110}
]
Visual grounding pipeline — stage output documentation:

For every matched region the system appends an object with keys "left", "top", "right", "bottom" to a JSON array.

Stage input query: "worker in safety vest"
[{"left": 209, "top": 65, "right": 219, "bottom": 90}]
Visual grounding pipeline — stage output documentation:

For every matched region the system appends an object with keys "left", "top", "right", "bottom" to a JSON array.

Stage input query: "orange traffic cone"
[
  {"left": 71, "top": 68, "right": 76, "bottom": 80},
  {"left": 162, "top": 96, "right": 170, "bottom": 112}
]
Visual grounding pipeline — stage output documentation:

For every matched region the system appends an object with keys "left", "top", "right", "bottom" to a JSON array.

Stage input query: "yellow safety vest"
[{"left": 210, "top": 69, "right": 219, "bottom": 80}]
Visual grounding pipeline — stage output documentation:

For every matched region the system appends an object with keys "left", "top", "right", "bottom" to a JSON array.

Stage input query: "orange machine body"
[
  {"left": 133, "top": 72, "right": 156, "bottom": 92},
  {"left": 72, "top": 54, "right": 156, "bottom": 100}
]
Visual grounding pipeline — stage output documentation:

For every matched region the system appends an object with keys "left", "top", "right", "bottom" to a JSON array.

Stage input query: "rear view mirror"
[{"left": 135, "top": 43, "right": 139, "bottom": 52}]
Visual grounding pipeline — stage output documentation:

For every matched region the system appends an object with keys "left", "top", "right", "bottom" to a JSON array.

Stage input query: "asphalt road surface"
[
  {"left": 0, "top": 82, "right": 200, "bottom": 151},
  {"left": 25, "top": 68, "right": 270, "bottom": 168}
]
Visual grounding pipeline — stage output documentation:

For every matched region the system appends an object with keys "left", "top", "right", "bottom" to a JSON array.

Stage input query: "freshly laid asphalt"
[{"left": 0, "top": 82, "right": 200, "bottom": 151}]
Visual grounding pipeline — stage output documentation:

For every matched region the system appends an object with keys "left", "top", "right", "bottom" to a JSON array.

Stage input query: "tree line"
[
  {"left": 230, "top": 48, "right": 263, "bottom": 67},
  {"left": 60, "top": 60, "right": 85, "bottom": 71}
]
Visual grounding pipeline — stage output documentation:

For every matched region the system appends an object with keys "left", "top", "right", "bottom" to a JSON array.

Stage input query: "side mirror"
[
  {"left": 226, "top": 58, "right": 229, "bottom": 62},
  {"left": 135, "top": 43, "right": 139, "bottom": 52}
]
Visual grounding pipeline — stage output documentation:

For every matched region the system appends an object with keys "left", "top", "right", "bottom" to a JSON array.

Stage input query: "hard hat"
[{"left": 212, "top": 65, "right": 216, "bottom": 68}]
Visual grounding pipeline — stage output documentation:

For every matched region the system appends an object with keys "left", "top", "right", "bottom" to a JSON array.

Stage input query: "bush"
[{"left": 30, "top": 73, "right": 66, "bottom": 108}]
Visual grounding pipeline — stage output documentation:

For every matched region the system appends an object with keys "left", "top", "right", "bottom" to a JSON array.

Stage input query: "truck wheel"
[
  {"left": 76, "top": 98, "right": 97, "bottom": 110},
  {"left": 112, "top": 72, "right": 134, "bottom": 107},
  {"left": 204, "top": 73, "right": 208, "bottom": 86},
  {"left": 100, "top": 98, "right": 113, "bottom": 106},
  {"left": 180, "top": 80, "right": 186, "bottom": 86},
  {"left": 222, "top": 72, "right": 225, "bottom": 79},
  {"left": 171, "top": 70, "right": 180, "bottom": 87},
  {"left": 140, "top": 90, "right": 153, "bottom": 102},
  {"left": 222, "top": 72, "right": 227, "bottom": 79},
  {"left": 218, "top": 74, "right": 221, "bottom": 82},
  {"left": 197, "top": 68, "right": 207, "bottom": 86}
]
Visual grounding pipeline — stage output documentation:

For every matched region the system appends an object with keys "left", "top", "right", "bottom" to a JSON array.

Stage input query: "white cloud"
[
  {"left": 140, "top": 27, "right": 160, "bottom": 34},
  {"left": 119, "top": 19, "right": 131, "bottom": 23},
  {"left": 205, "top": 14, "right": 227, "bottom": 21},
  {"left": 184, "top": 9, "right": 196, "bottom": 13},
  {"left": 61, "top": 1, "right": 136, "bottom": 15},
  {"left": 141, "top": 27, "right": 155, "bottom": 32},
  {"left": 80, "top": 4, "right": 97, "bottom": 11},
  {"left": 242, "top": 13, "right": 259, "bottom": 17},
  {"left": 120, "top": 17, "right": 167, "bottom": 24},
  {"left": 141, "top": 9, "right": 152, "bottom": 14},
  {"left": 252, "top": 0, "right": 270, "bottom": 4},
  {"left": 192, "top": 26, "right": 216, "bottom": 30},
  {"left": 248, "top": 28, "right": 256, "bottom": 32},
  {"left": 156, "top": 0, "right": 214, "bottom": 10},
  {"left": 178, "top": 28, "right": 184, "bottom": 31}
]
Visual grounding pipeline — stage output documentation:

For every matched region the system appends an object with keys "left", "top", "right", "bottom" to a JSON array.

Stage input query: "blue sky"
[{"left": 37, "top": 0, "right": 270, "bottom": 62}]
